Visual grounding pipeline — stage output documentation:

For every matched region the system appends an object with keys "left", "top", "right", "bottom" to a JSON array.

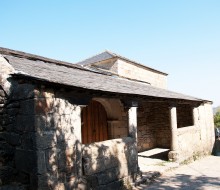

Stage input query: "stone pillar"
[
  {"left": 75, "top": 105, "right": 86, "bottom": 177},
  {"left": 193, "top": 107, "right": 198, "bottom": 126},
  {"left": 168, "top": 105, "right": 179, "bottom": 162},
  {"left": 128, "top": 106, "right": 139, "bottom": 174},
  {"left": 128, "top": 107, "right": 137, "bottom": 141}
]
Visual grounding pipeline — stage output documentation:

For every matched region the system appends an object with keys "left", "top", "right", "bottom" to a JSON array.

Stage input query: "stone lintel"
[{"left": 122, "top": 100, "right": 138, "bottom": 108}]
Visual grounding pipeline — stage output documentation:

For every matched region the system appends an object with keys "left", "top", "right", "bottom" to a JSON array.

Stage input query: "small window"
[
  {"left": 177, "top": 104, "right": 193, "bottom": 128},
  {"left": 81, "top": 100, "right": 108, "bottom": 144}
]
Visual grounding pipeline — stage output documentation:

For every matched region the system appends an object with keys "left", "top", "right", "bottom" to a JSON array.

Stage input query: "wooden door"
[{"left": 81, "top": 101, "right": 108, "bottom": 144}]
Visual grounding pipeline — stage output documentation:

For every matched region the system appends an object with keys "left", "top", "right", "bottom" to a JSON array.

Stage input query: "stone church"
[{"left": 0, "top": 47, "right": 214, "bottom": 189}]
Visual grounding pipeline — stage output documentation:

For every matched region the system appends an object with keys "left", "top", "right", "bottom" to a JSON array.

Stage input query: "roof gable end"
[
  {"left": 77, "top": 50, "right": 168, "bottom": 76},
  {"left": 76, "top": 51, "right": 115, "bottom": 66}
]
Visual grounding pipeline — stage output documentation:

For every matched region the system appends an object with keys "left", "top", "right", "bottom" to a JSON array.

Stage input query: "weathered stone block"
[
  {"left": 14, "top": 171, "right": 30, "bottom": 185},
  {"left": 0, "top": 132, "right": 21, "bottom": 146},
  {"left": 0, "top": 166, "right": 15, "bottom": 185},
  {"left": 97, "top": 167, "right": 119, "bottom": 185},
  {"left": 35, "top": 98, "right": 54, "bottom": 115},
  {"left": 19, "top": 99, "right": 35, "bottom": 115},
  {"left": 83, "top": 157, "right": 105, "bottom": 175},
  {"left": 5, "top": 108, "right": 19, "bottom": 116},
  {"left": 95, "top": 180, "right": 123, "bottom": 190},
  {"left": 34, "top": 88, "right": 55, "bottom": 99},
  {"left": 10, "top": 83, "right": 35, "bottom": 100},
  {"left": 103, "top": 155, "right": 119, "bottom": 170},
  {"left": 37, "top": 150, "right": 47, "bottom": 174},
  {"left": 1, "top": 116, "right": 16, "bottom": 126},
  {"left": 35, "top": 131, "right": 57, "bottom": 149},
  {"left": 15, "top": 115, "right": 35, "bottom": 132},
  {"left": 0, "top": 142, "right": 14, "bottom": 164},
  {"left": 15, "top": 149, "right": 37, "bottom": 173},
  {"left": 57, "top": 148, "right": 76, "bottom": 174},
  {"left": 35, "top": 115, "right": 57, "bottom": 132},
  {"left": 6, "top": 102, "right": 20, "bottom": 109},
  {"left": 84, "top": 175, "right": 99, "bottom": 188},
  {"left": 45, "top": 148, "right": 59, "bottom": 173},
  {"left": 0, "top": 89, "right": 5, "bottom": 97}
]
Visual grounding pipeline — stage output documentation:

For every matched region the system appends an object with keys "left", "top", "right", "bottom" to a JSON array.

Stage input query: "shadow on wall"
[
  {"left": 147, "top": 174, "right": 220, "bottom": 190},
  {"left": 81, "top": 137, "right": 138, "bottom": 189},
  {"left": 29, "top": 87, "right": 138, "bottom": 189},
  {"left": 0, "top": 81, "right": 138, "bottom": 189}
]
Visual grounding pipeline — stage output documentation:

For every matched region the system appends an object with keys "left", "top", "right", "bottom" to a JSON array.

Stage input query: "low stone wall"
[
  {"left": 82, "top": 137, "right": 138, "bottom": 189},
  {"left": 177, "top": 103, "right": 215, "bottom": 163}
]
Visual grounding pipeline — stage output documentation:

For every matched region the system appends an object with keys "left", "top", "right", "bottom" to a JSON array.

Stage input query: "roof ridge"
[
  {"left": 103, "top": 50, "right": 117, "bottom": 57},
  {"left": 76, "top": 50, "right": 115, "bottom": 65},
  {"left": 0, "top": 47, "right": 95, "bottom": 72}
]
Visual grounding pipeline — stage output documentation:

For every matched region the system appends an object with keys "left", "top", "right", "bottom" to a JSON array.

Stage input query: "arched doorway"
[{"left": 81, "top": 100, "right": 108, "bottom": 144}]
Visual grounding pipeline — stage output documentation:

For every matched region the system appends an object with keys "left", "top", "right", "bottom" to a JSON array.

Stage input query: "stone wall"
[
  {"left": 82, "top": 138, "right": 138, "bottom": 189},
  {"left": 137, "top": 102, "right": 171, "bottom": 152},
  {"left": 137, "top": 103, "right": 155, "bottom": 152},
  {"left": 0, "top": 78, "right": 139, "bottom": 189},
  {"left": 29, "top": 86, "right": 83, "bottom": 189},
  {"left": 0, "top": 80, "right": 84, "bottom": 189},
  {"left": 92, "top": 58, "right": 167, "bottom": 89},
  {"left": 177, "top": 103, "right": 215, "bottom": 163},
  {"left": 153, "top": 102, "right": 171, "bottom": 148},
  {"left": 117, "top": 59, "right": 167, "bottom": 89},
  {"left": 0, "top": 80, "right": 35, "bottom": 188}
]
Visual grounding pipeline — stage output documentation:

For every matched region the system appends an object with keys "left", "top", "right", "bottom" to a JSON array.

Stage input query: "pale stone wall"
[
  {"left": 92, "top": 58, "right": 167, "bottom": 89},
  {"left": 117, "top": 59, "right": 167, "bottom": 89},
  {"left": 177, "top": 103, "right": 215, "bottom": 163}
]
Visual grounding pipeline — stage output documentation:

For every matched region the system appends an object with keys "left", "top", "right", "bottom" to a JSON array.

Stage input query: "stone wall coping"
[
  {"left": 82, "top": 137, "right": 134, "bottom": 149},
  {"left": 177, "top": 125, "right": 200, "bottom": 136}
]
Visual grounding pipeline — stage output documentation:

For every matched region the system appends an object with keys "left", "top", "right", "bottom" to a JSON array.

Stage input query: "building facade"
[{"left": 0, "top": 48, "right": 215, "bottom": 189}]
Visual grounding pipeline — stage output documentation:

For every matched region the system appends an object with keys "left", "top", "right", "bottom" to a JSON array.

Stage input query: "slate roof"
[
  {"left": 76, "top": 51, "right": 168, "bottom": 76},
  {"left": 0, "top": 47, "right": 204, "bottom": 102}
]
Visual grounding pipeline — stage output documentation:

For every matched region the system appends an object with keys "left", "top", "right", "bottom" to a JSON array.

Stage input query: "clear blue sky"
[{"left": 1, "top": 1, "right": 220, "bottom": 106}]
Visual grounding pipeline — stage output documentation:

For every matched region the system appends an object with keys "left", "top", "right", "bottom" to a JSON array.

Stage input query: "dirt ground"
[{"left": 136, "top": 155, "right": 220, "bottom": 190}]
